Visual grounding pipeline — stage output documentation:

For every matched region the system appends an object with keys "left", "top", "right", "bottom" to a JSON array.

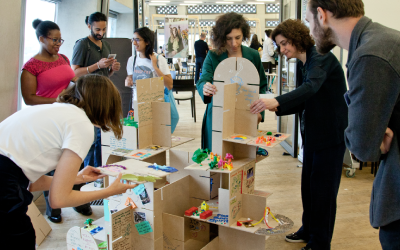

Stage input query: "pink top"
[{"left": 22, "top": 54, "right": 75, "bottom": 98}]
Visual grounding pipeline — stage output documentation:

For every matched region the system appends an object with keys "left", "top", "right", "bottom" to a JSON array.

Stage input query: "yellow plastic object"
[{"left": 201, "top": 201, "right": 209, "bottom": 212}]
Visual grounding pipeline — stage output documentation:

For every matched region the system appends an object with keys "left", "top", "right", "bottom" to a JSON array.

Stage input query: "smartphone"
[{"left": 108, "top": 54, "right": 117, "bottom": 60}]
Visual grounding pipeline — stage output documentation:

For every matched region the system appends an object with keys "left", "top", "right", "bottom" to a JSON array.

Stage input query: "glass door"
[{"left": 276, "top": 0, "right": 301, "bottom": 157}]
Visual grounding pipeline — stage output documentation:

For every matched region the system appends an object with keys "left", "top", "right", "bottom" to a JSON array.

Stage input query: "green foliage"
[{"left": 121, "top": 174, "right": 161, "bottom": 182}]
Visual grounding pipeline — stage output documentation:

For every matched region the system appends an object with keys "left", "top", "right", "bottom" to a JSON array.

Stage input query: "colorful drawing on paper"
[
  {"left": 134, "top": 212, "right": 146, "bottom": 223},
  {"left": 231, "top": 135, "right": 247, "bottom": 140},
  {"left": 130, "top": 152, "right": 152, "bottom": 159},
  {"left": 230, "top": 170, "right": 243, "bottom": 197},
  {"left": 231, "top": 201, "right": 242, "bottom": 220},
  {"left": 99, "top": 164, "right": 126, "bottom": 173}
]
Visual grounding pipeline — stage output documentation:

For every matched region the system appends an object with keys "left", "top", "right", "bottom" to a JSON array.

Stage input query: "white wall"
[
  {"left": 116, "top": 13, "right": 134, "bottom": 38},
  {"left": 56, "top": 0, "right": 100, "bottom": 60},
  {"left": 364, "top": 0, "right": 400, "bottom": 31},
  {"left": 0, "top": 0, "right": 23, "bottom": 121}
]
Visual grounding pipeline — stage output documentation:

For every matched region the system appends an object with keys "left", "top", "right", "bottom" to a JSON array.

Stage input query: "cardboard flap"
[
  {"left": 152, "top": 102, "right": 171, "bottom": 126},
  {"left": 212, "top": 81, "right": 226, "bottom": 107},
  {"left": 27, "top": 202, "right": 52, "bottom": 246},
  {"left": 242, "top": 194, "right": 267, "bottom": 220},
  {"left": 212, "top": 107, "right": 223, "bottom": 132},
  {"left": 201, "top": 236, "right": 219, "bottom": 250},
  {"left": 218, "top": 226, "right": 265, "bottom": 250},
  {"left": 138, "top": 124, "right": 153, "bottom": 149},
  {"left": 152, "top": 124, "right": 172, "bottom": 147},
  {"left": 163, "top": 213, "right": 185, "bottom": 241},
  {"left": 234, "top": 109, "right": 257, "bottom": 137}
]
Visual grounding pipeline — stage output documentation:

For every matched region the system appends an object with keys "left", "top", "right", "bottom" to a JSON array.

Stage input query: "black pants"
[
  {"left": 296, "top": 142, "right": 346, "bottom": 250},
  {"left": 195, "top": 57, "right": 205, "bottom": 83},
  {"left": 380, "top": 219, "right": 400, "bottom": 250},
  {"left": 43, "top": 163, "right": 90, "bottom": 217},
  {"left": 0, "top": 155, "right": 36, "bottom": 249}
]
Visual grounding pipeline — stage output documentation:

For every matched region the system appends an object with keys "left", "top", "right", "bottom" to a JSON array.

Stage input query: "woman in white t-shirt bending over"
[
  {"left": 125, "top": 27, "right": 173, "bottom": 106},
  {"left": 0, "top": 75, "right": 137, "bottom": 249}
]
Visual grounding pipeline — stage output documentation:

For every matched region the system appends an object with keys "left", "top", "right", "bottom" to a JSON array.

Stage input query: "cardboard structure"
[
  {"left": 69, "top": 58, "right": 290, "bottom": 250},
  {"left": 101, "top": 77, "right": 194, "bottom": 166}
]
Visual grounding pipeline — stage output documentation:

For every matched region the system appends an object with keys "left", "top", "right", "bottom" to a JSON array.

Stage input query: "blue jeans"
[
  {"left": 195, "top": 57, "right": 205, "bottom": 83},
  {"left": 380, "top": 219, "right": 400, "bottom": 250},
  {"left": 84, "top": 127, "right": 102, "bottom": 167}
]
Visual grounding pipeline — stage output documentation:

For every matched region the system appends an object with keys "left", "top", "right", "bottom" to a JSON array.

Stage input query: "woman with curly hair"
[
  {"left": 250, "top": 19, "right": 348, "bottom": 250},
  {"left": 196, "top": 12, "right": 268, "bottom": 150}
]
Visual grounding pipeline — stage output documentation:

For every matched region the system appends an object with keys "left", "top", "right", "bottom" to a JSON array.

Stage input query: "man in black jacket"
[
  {"left": 306, "top": 0, "right": 400, "bottom": 249},
  {"left": 251, "top": 20, "right": 348, "bottom": 250},
  {"left": 194, "top": 33, "right": 209, "bottom": 83}
]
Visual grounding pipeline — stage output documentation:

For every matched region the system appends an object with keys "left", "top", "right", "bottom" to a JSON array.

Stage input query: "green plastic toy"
[
  {"left": 266, "top": 131, "right": 273, "bottom": 135},
  {"left": 208, "top": 157, "right": 218, "bottom": 169},
  {"left": 192, "top": 148, "right": 209, "bottom": 165}
]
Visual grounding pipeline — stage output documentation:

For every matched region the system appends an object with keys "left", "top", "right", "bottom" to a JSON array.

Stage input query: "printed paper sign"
[{"left": 133, "top": 184, "right": 145, "bottom": 195}]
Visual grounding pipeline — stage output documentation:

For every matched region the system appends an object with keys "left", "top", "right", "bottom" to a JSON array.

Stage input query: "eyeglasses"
[
  {"left": 131, "top": 38, "right": 144, "bottom": 43},
  {"left": 45, "top": 36, "right": 64, "bottom": 45}
]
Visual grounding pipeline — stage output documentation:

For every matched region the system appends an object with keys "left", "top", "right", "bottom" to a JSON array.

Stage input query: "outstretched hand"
[
  {"left": 250, "top": 98, "right": 279, "bottom": 114},
  {"left": 107, "top": 173, "right": 138, "bottom": 196},
  {"left": 76, "top": 166, "right": 106, "bottom": 184}
]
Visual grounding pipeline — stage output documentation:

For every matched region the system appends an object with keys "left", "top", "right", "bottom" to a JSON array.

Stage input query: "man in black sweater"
[
  {"left": 194, "top": 33, "right": 209, "bottom": 83},
  {"left": 306, "top": 0, "right": 400, "bottom": 249},
  {"left": 251, "top": 19, "right": 348, "bottom": 250}
]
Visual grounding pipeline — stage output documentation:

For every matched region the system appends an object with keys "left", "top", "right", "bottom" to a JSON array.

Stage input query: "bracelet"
[
  {"left": 97, "top": 62, "right": 101, "bottom": 69},
  {"left": 87, "top": 67, "right": 90, "bottom": 74}
]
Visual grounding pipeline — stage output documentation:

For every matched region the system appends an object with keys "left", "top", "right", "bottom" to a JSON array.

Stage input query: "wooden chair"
[{"left": 172, "top": 79, "right": 196, "bottom": 122}]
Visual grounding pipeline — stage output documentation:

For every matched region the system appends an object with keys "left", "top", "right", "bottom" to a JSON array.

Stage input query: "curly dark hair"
[
  {"left": 211, "top": 12, "right": 250, "bottom": 55},
  {"left": 271, "top": 19, "right": 315, "bottom": 56},
  {"left": 134, "top": 27, "right": 155, "bottom": 59}
]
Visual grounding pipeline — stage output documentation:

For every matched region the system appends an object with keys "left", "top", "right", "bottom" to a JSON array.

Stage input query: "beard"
[
  {"left": 313, "top": 20, "right": 336, "bottom": 54},
  {"left": 91, "top": 28, "right": 104, "bottom": 41}
]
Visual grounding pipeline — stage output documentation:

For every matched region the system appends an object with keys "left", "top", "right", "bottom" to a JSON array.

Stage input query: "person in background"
[
  {"left": 251, "top": 19, "right": 348, "bottom": 250},
  {"left": 249, "top": 34, "right": 262, "bottom": 52},
  {"left": 125, "top": 27, "right": 179, "bottom": 133},
  {"left": 194, "top": 32, "right": 209, "bottom": 83},
  {"left": 306, "top": 0, "right": 400, "bottom": 248},
  {"left": 71, "top": 12, "right": 120, "bottom": 216},
  {"left": 20, "top": 19, "right": 79, "bottom": 224},
  {"left": 0, "top": 75, "right": 137, "bottom": 249},
  {"left": 197, "top": 12, "right": 268, "bottom": 151},
  {"left": 262, "top": 29, "right": 276, "bottom": 65},
  {"left": 158, "top": 45, "right": 164, "bottom": 55}
]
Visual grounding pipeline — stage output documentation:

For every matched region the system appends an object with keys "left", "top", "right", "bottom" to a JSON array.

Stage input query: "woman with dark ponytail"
[{"left": 21, "top": 19, "right": 76, "bottom": 105}]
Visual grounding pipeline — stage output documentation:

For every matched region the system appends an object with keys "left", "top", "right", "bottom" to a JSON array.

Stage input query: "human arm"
[
  {"left": 150, "top": 53, "right": 173, "bottom": 90},
  {"left": 345, "top": 57, "right": 400, "bottom": 162},
  {"left": 29, "top": 165, "right": 106, "bottom": 192},
  {"left": 275, "top": 65, "right": 327, "bottom": 113},
  {"left": 196, "top": 53, "right": 216, "bottom": 104},
  {"left": 35, "top": 149, "right": 136, "bottom": 209},
  {"left": 72, "top": 58, "right": 114, "bottom": 77},
  {"left": 71, "top": 40, "right": 114, "bottom": 77},
  {"left": 20, "top": 70, "right": 57, "bottom": 105}
]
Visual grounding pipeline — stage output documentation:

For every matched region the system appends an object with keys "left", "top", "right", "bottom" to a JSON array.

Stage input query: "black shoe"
[
  {"left": 48, "top": 215, "right": 62, "bottom": 223},
  {"left": 300, "top": 246, "right": 312, "bottom": 250},
  {"left": 286, "top": 232, "right": 306, "bottom": 243},
  {"left": 73, "top": 206, "right": 92, "bottom": 216}
]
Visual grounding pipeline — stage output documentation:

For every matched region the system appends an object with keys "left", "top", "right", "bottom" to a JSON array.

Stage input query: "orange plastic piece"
[
  {"left": 185, "top": 207, "right": 198, "bottom": 216},
  {"left": 200, "top": 210, "right": 213, "bottom": 219}
]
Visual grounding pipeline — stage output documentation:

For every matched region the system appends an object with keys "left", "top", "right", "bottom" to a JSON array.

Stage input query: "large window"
[{"left": 21, "top": 0, "right": 56, "bottom": 109}]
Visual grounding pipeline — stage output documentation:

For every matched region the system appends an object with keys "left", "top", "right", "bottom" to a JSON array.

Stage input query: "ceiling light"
[
  {"left": 255, "top": 0, "right": 275, "bottom": 1},
  {"left": 148, "top": 3, "right": 166, "bottom": 5},
  {"left": 224, "top": 0, "right": 243, "bottom": 1},
  {"left": 216, "top": 1, "right": 233, "bottom": 3},
  {"left": 247, "top": 2, "right": 265, "bottom": 4},
  {"left": 184, "top": 1, "right": 202, "bottom": 2},
  {"left": 180, "top": 3, "right": 197, "bottom": 5},
  {"left": 150, "top": 0, "right": 170, "bottom": 2}
]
